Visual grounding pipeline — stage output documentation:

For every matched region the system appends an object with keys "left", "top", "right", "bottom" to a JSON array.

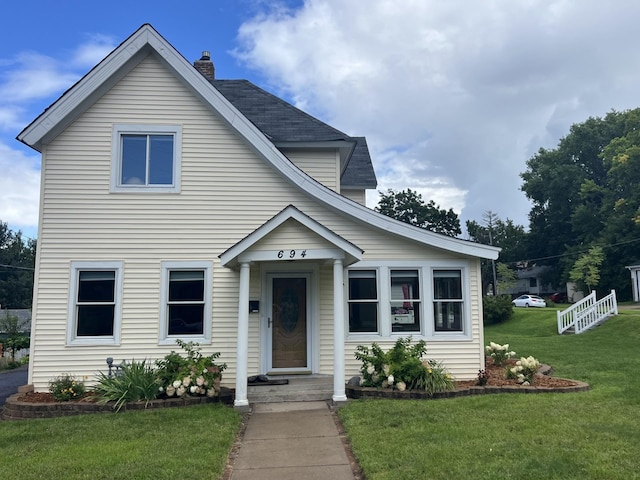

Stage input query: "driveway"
[{"left": 0, "top": 364, "right": 28, "bottom": 406}]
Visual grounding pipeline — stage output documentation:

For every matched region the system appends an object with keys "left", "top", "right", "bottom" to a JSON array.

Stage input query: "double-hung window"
[
  {"left": 348, "top": 270, "right": 378, "bottom": 333},
  {"left": 67, "top": 261, "right": 123, "bottom": 345},
  {"left": 433, "top": 269, "right": 464, "bottom": 332},
  {"left": 160, "top": 261, "right": 212, "bottom": 344},
  {"left": 390, "top": 270, "right": 421, "bottom": 333},
  {"left": 111, "top": 124, "right": 181, "bottom": 192}
]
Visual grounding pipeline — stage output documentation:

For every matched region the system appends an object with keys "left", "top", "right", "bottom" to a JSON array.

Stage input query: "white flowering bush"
[
  {"left": 507, "top": 356, "right": 541, "bottom": 385},
  {"left": 485, "top": 341, "right": 516, "bottom": 366},
  {"left": 355, "top": 337, "right": 454, "bottom": 395},
  {"left": 155, "top": 340, "right": 226, "bottom": 398}
]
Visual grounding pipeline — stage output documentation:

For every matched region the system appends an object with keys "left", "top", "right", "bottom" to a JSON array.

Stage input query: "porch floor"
[{"left": 247, "top": 374, "right": 334, "bottom": 403}]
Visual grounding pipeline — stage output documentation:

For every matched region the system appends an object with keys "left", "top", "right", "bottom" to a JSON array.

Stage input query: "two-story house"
[{"left": 18, "top": 24, "right": 499, "bottom": 407}]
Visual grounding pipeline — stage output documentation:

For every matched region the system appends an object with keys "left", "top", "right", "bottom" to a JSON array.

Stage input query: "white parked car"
[{"left": 512, "top": 295, "right": 546, "bottom": 308}]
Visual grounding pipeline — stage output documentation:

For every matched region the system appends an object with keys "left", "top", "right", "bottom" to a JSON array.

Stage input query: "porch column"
[
  {"left": 234, "top": 262, "right": 250, "bottom": 408},
  {"left": 332, "top": 258, "right": 347, "bottom": 402}
]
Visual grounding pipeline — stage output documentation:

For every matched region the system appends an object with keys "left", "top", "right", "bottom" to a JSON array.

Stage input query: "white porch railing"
[{"left": 557, "top": 290, "right": 618, "bottom": 334}]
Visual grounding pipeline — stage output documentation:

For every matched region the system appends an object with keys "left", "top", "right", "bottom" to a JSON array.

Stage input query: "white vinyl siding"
[
  {"left": 29, "top": 52, "right": 486, "bottom": 390},
  {"left": 341, "top": 189, "right": 366, "bottom": 205},
  {"left": 282, "top": 148, "right": 340, "bottom": 192}
]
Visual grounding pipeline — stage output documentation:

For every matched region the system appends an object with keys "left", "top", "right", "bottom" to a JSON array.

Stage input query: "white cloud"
[
  {"left": 72, "top": 34, "right": 117, "bottom": 67},
  {"left": 0, "top": 105, "right": 23, "bottom": 131},
  {"left": 0, "top": 142, "right": 40, "bottom": 230},
  {"left": 235, "top": 0, "right": 640, "bottom": 227},
  {"left": 0, "top": 52, "right": 79, "bottom": 102}
]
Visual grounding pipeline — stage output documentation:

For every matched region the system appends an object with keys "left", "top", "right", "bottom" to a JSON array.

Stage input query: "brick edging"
[
  {"left": 1, "top": 388, "right": 234, "bottom": 421},
  {"left": 346, "top": 378, "right": 590, "bottom": 400}
]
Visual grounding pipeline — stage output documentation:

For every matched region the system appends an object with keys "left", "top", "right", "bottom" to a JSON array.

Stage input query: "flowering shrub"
[
  {"left": 507, "top": 356, "right": 541, "bottom": 385},
  {"left": 155, "top": 340, "right": 226, "bottom": 398},
  {"left": 485, "top": 341, "right": 516, "bottom": 366},
  {"left": 354, "top": 337, "right": 454, "bottom": 395},
  {"left": 49, "top": 374, "right": 86, "bottom": 401}
]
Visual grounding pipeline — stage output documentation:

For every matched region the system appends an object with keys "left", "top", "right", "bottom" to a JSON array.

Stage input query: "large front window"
[{"left": 346, "top": 264, "right": 468, "bottom": 339}]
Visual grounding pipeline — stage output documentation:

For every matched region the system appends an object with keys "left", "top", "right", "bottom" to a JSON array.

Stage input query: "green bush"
[
  {"left": 483, "top": 295, "right": 514, "bottom": 325},
  {"left": 354, "top": 337, "right": 454, "bottom": 395},
  {"left": 49, "top": 374, "right": 86, "bottom": 401},
  {"left": 94, "top": 359, "right": 159, "bottom": 412}
]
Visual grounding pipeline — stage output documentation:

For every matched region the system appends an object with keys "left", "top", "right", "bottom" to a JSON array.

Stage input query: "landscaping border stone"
[
  {"left": 346, "top": 378, "right": 590, "bottom": 400},
  {"left": 1, "top": 387, "right": 234, "bottom": 420}
]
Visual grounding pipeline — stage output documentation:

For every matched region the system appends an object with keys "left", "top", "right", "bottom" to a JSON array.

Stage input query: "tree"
[
  {"left": 496, "top": 262, "right": 518, "bottom": 294},
  {"left": 0, "top": 221, "right": 36, "bottom": 309},
  {"left": 569, "top": 246, "right": 604, "bottom": 293},
  {"left": 0, "top": 309, "right": 30, "bottom": 362},
  {"left": 376, "top": 189, "right": 461, "bottom": 237},
  {"left": 466, "top": 213, "right": 528, "bottom": 294},
  {"left": 521, "top": 108, "right": 640, "bottom": 300}
]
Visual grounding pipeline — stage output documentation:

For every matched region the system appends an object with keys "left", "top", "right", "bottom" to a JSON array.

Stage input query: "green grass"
[
  {"left": 0, "top": 404, "right": 241, "bottom": 480},
  {"left": 339, "top": 308, "right": 640, "bottom": 480}
]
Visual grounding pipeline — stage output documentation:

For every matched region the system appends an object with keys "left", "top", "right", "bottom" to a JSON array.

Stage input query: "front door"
[{"left": 268, "top": 275, "right": 310, "bottom": 372}]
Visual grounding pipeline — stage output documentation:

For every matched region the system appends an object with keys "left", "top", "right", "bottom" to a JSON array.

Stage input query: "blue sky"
[{"left": 4, "top": 0, "right": 640, "bottom": 241}]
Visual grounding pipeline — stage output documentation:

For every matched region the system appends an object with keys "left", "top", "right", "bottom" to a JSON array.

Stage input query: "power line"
[
  {"left": 517, "top": 236, "right": 640, "bottom": 264},
  {"left": 0, "top": 264, "right": 35, "bottom": 271}
]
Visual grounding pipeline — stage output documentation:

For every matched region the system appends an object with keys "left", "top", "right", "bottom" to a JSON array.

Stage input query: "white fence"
[{"left": 557, "top": 290, "right": 618, "bottom": 334}]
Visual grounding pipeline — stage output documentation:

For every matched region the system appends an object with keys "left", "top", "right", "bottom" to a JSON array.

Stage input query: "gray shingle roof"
[{"left": 211, "top": 80, "right": 377, "bottom": 189}]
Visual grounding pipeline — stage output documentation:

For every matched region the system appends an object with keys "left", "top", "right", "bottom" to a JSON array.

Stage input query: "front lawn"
[
  {"left": 0, "top": 404, "right": 241, "bottom": 480},
  {"left": 339, "top": 308, "right": 640, "bottom": 480}
]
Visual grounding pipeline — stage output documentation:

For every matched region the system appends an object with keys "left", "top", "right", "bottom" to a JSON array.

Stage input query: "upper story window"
[{"left": 111, "top": 124, "right": 181, "bottom": 193}]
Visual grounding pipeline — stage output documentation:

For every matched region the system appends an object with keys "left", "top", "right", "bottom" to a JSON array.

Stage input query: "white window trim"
[
  {"left": 159, "top": 261, "right": 212, "bottom": 345},
  {"left": 111, "top": 124, "right": 182, "bottom": 193},
  {"left": 427, "top": 265, "right": 471, "bottom": 340},
  {"left": 346, "top": 267, "right": 381, "bottom": 336},
  {"left": 67, "top": 261, "right": 123, "bottom": 346},
  {"left": 345, "top": 261, "right": 472, "bottom": 341}
]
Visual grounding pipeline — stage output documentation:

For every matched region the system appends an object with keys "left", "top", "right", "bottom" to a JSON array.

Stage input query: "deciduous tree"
[{"left": 376, "top": 189, "right": 461, "bottom": 237}]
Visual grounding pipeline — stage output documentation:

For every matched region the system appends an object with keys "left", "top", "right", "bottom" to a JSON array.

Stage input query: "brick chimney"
[{"left": 194, "top": 51, "right": 215, "bottom": 80}]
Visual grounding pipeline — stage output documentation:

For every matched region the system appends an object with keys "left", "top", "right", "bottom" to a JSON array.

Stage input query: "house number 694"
[{"left": 277, "top": 249, "right": 307, "bottom": 259}]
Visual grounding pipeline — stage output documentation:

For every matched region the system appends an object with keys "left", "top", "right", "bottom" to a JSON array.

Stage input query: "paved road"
[{"left": 0, "top": 364, "right": 28, "bottom": 406}]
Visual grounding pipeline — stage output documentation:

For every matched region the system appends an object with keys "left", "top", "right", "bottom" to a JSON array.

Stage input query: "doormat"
[{"left": 248, "top": 375, "right": 289, "bottom": 386}]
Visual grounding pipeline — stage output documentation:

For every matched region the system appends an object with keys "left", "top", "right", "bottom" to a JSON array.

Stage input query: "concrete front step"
[{"left": 247, "top": 375, "right": 334, "bottom": 403}]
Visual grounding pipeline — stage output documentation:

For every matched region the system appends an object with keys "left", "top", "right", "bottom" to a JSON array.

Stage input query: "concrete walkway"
[{"left": 229, "top": 401, "right": 355, "bottom": 480}]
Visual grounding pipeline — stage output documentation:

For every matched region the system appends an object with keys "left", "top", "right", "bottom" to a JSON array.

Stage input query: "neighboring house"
[
  {"left": 18, "top": 25, "right": 499, "bottom": 407},
  {"left": 502, "top": 265, "right": 556, "bottom": 298},
  {"left": 0, "top": 309, "right": 31, "bottom": 361}
]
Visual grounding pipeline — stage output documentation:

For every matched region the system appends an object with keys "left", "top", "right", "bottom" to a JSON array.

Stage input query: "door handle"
[{"left": 268, "top": 317, "right": 272, "bottom": 328}]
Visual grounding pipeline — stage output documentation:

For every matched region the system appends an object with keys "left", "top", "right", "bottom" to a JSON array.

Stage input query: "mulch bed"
[{"left": 454, "top": 358, "right": 580, "bottom": 389}]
